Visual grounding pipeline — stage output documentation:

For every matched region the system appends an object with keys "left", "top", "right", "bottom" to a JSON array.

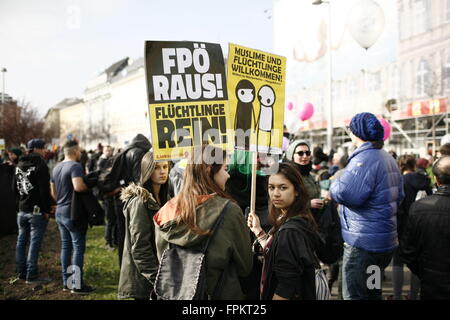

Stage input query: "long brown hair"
[
  {"left": 397, "top": 154, "right": 415, "bottom": 174},
  {"left": 176, "top": 144, "right": 230, "bottom": 235},
  {"left": 268, "top": 162, "right": 317, "bottom": 233}
]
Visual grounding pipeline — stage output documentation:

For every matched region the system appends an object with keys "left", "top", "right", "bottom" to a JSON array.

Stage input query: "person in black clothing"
[
  {"left": 87, "top": 143, "right": 103, "bottom": 173},
  {"left": 247, "top": 162, "right": 320, "bottom": 300},
  {"left": 97, "top": 145, "right": 117, "bottom": 250},
  {"left": 112, "top": 134, "right": 152, "bottom": 268},
  {"left": 225, "top": 150, "right": 269, "bottom": 300},
  {"left": 400, "top": 156, "right": 450, "bottom": 299},
  {"left": 14, "top": 139, "right": 53, "bottom": 283},
  {"left": 390, "top": 155, "right": 432, "bottom": 300}
]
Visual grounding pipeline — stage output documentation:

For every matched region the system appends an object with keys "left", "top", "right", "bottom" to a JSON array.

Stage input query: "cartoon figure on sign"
[
  {"left": 234, "top": 79, "right": 256, "bottom": 149},
  {"left": 255, "top": 85, "right": 276, "bottom": 153}
]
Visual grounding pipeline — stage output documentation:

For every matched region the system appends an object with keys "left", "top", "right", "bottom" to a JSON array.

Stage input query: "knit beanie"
[
  {"left": 8, "top": 147, "right": 23, "bottom": 157},
  {"left": 285, "top": 139, "right": 310, "bottom": 162},
  {"left": 349, "top": 112, "right": 384, "bottom": 142}
]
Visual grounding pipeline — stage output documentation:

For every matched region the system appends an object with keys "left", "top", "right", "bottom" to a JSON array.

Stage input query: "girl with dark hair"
[
  {"left": 247, "top": 162, "right": 321, "bottom": 300},
  {"left": 153, "top": 144, "right": 253, "bottom": 299},
  {"left": 118, "top": 152, "right": 169, "bottom": 300}
]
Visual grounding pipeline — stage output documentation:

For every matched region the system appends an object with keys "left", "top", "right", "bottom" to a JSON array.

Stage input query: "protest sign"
[
  {"left": 0, "top": 139, "right": 5, "bottom": 151},
  {"left": 145, "top": 41, "right": 230, "bottom": 161},
  {"left": 227, "top": 43, "right": 286, "bottom": 154}
]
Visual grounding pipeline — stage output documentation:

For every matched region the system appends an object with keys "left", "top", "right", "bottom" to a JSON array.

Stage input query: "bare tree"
[{"left": 0, "top": 99, "right": 54, "bottom": 148}]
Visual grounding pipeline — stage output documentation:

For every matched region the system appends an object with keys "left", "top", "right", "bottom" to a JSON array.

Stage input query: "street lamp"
[
  {"left": 312, "top": 0, "right": 333, "bottom": 153},
  {"left": 1, "top": 67, "right": 7, "bottom": 105}
]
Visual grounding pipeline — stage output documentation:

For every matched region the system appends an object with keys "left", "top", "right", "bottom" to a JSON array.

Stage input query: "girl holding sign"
[{"left": 247, "top": 162, "right": 321, "bottom": 300}]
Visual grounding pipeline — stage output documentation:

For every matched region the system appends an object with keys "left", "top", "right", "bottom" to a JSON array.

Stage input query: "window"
[
  {"left": 392, "top": 66, "right": 399, "bottom": 98},
  {"left": 446, "top": 55, "right": 450, "bottom": 89},
  {"left": 416, "top": 59, "right": 430, "bottom": 96},
  {"left": 367, "top": 72, "right": 381, "bottom": 92},
  {"left": 348, "top": 79, "right": 357, "bottom": 96},
  {"left": 388, "top": 67, "right": 399, "bottom": 98},
  {"left": 332, "top": 81, "right": 340, "bottom": 98},
  {"left": 447, "top": 0, "right": 450, "bottom": 22},
  {"left": 413, "top": 0, "right": 426, "bottom": 35}
]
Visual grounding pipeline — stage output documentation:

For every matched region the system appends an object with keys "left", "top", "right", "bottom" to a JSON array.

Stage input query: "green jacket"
[
  {"left": 153, "top": 195, "right": 253, "bottom": 300},
  {"left": 118, "top": 183, "right": 160, "bottom": 300},
  {"left": 302, "top": 173, "right": 321, "bottom": 200}
]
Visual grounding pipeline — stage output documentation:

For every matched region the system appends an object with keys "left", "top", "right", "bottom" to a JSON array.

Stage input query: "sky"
[{"left": 0, "top": 0, "right": 274, "bottom": 116}]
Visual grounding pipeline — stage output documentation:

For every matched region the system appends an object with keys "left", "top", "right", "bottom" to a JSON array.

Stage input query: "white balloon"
[
  {"left": 441, "top": 134, "right": 450, "bottom": 146},
  {"left": 348, "top": 0, "right": 385, "bottom": 50}
]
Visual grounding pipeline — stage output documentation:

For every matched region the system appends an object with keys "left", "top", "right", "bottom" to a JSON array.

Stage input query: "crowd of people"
[{"left": 1, "top": 111, "right": 450, "bottom": 300}]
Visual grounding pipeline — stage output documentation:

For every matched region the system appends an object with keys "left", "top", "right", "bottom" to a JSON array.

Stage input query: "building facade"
[
  {"left": 51, "top": 57, "right": 151, "bottom": 151},
  {"left": 276, "top": 0, "right": 449, "bottom": 156}
]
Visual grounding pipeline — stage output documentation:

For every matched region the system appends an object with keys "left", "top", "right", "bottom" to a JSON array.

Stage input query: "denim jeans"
[
  {"left": 16, "top": 211, "right": 48, "bottom": 280},
  {"left": 55, "top": 210, "right": 87, "bottom": 287},
  {"left": 342, "top": 242, "right": 394, "bottom": 300}
]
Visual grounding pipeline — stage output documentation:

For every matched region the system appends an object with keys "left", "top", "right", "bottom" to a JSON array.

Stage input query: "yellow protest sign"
[
  {"left": 145, "top": 41, "right": 231, "bottom": 161},
  {"left": 227, "top": 43, "right": 286, "bottom": 154}
]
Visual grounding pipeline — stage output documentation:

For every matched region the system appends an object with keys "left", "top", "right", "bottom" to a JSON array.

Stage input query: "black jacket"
[
  {"left": 14, "top": 152, "right": 52, "bottom": 214},
  {"left": 397, "top": 171, "right": 432, "bottom": 236},
  {"left": 261, "top": 216, "right": 320, "bottom": 300},
  {"left": 0, "top": 163, "right": 18, "bottom": 236},
  {"left": 70, "top": 190, "right": 104, "bottom": 233},
  {"left": 70, "top": 172, "right": 104, "bottom": 233},
  {"left": 399, "top": 185, "right": 450, "bottom": 300},
  {"left": 123, "top": 134, "right": 152, "bottom": 185}
]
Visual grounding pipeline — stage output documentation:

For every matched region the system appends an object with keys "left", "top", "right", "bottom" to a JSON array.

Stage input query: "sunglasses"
[{"left": 296, "top": 151, "right": 311, "bottom": 157}]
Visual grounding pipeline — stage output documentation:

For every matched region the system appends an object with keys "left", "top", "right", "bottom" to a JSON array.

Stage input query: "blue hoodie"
[{"left": 330, "top": 142, "right": 404, "bottom": 252}]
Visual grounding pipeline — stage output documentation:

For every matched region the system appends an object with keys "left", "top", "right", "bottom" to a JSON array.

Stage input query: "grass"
[
  {"left": 81, "top": 225, "right": 120, "bottom": 300},
  {"left": 0, "top": 221, "right": 121, "bottom": 300}
]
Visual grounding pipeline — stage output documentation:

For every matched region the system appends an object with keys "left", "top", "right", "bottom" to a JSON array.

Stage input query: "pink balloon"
[
  {"left": 287, "top": 101, "right": 294, "bottom": 111},
  {"left": 299, "top": 102, "right": 314, "bottom": 121},
  {"left": 379, "top": 118, "right": 391, "bottom": 141}
]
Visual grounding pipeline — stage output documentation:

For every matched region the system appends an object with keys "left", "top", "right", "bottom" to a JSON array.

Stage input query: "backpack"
[
  {"left": 97, "top": 150, "right": 128, "bottom": 195},
  {"left": 153, "top": 201, "right": 230, "bottom": 300},
  {"left": 315, "top": 200, "right": 343, "bottom": 264}
]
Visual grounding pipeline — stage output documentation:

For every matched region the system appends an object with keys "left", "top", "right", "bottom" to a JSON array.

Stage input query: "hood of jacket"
[
  {"left": 17, "top": 152, "right": 44, "bottom": 169},
  {"left": 125, "top": 134, "right": 152, "bottom": 152},
  {"left": 120, "top": 183, "right": 159, "bottom": 211},
  {"left": 153, "top": 194, "right": 226, "bottom": 247},
  {"left": 282, "top": 215, "right": 322, "bottom": 251}
]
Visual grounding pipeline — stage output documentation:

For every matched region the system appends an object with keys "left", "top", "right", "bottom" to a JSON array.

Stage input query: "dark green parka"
[{"left": 118, "top": 183, "right": 160, "bottom": 300}]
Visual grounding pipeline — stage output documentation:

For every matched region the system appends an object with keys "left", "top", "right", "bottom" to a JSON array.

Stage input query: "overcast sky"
[{"left": 0, "top": 0, "right": 273, "bottom": 115}]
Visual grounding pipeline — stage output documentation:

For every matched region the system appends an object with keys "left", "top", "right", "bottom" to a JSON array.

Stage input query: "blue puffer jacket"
[{"left": 330, "top": 142, "right": 404, "bottom": 252}]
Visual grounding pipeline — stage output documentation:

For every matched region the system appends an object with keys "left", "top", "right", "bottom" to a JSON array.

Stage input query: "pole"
[
  {"left": 1, "top": 68, "right": 5, "bottom": 105},
  {"left": 326, "top": 2, "right": 333, "bottom": 154},
  {"left": 250, "top": 151, "right": 258, "bottom": 215}
]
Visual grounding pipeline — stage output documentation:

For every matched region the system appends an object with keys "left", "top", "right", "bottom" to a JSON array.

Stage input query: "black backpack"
[
  {"left": 153, "top": 201, "right": 230, "bottom": 300},
  {"left": 97, "top": 150, "right": 128, "bottom": 195},
  {"left": 315, "top": 200, "right": 343, "bottom": 264}
]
